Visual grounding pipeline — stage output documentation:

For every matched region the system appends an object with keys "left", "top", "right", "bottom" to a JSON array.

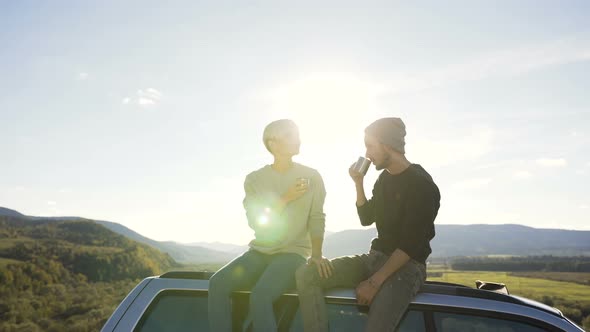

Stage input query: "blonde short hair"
[{"left": 263, "top": 119, "right": 298, "bottom": 153}]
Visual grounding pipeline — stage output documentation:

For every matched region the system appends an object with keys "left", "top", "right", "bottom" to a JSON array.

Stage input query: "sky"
[{"left": 1, "top": 1, "right": 589, "bottom": 245}]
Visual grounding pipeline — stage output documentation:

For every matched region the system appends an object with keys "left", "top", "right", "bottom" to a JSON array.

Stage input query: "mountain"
[
  {"left": 322, "top": 224, "right": 590, "bottom": 258},
  {"left": 190, "top": 233, "right": 334, "bottom": 254},
  {"left": 4, "top": 207, "right": 589, "bottom": 261},
  {"left": 93, "top": 220, "right": 235, "bottom": 263},
  {"left": 0, "top": 215, "right": 179, "bottom": 281},
  {"left": 0, "top": 207, "right": 235, "bottom": 264},
  {"left": 0, "top": 207, "right": 25, "bottom": 218},
  {"left": 432, "top": 224, "right": 590, "bottom": 257},
  {"left": 164, "top": 224, "right": 590, "bottom": 259},
  {"left": 189, "top": 241, "right": 249, "bottom": 254},
  {"left": 0, "top": 214, "right": 180, "bottom": 331}
]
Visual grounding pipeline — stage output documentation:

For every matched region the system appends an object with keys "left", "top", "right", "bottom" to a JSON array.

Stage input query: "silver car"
[{"left": 102, "top": 271, "right": 584, "bottom": 332}]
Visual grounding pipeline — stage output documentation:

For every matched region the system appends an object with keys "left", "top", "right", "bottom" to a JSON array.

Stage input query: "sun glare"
[
  {"left": 268, "top": 73, "right": 385, "bottom": 146},
  {"left": 258, "top": 215, "right": 269, "bottom": 225},
  {"left": 258, "top": 73, "right": 388, "bottom": 232}
]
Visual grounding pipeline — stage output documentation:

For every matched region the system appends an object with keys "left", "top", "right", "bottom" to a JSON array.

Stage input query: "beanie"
[{"left": 364, "top": 117, "right": 406, "bottom": 154}]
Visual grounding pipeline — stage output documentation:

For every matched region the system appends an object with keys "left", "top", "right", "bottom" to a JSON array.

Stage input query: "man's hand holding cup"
[{"left": 349, "top": 157, "right": 370, "bottom": 184}]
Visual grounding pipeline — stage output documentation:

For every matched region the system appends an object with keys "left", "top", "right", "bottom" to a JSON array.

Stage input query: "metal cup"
[
  {"left": 353, "top": 157, "right": 371, "bottom": 175},
  {"left": 296, "top": 177, "right": 310, "bottom": 187}
]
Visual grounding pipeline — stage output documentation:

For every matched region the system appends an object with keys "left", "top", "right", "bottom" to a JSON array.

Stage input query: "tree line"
[
  {"left": 0, "top": 216, "right": 181, "bottom": 331},
  {"left": 450, "top": 255, "right": 590, "bottom": 272}
]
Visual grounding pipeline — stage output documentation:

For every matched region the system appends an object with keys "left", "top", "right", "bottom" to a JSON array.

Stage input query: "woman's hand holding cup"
[{"left": 282, "top": 178, "right": 309, "bottom": 203}]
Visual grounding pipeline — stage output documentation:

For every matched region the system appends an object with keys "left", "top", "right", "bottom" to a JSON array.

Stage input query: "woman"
[{"left": 208, "top": 119, "right": 331, "bottom": 332}]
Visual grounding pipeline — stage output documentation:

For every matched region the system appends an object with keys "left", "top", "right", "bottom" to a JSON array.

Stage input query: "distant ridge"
[
  {"left": 91, "top": 220, "right": 235, "bottom": 263},
  {"left": 0, "top": 207, "right": 235, "bottom": 264},
  {"left": 189, "top": 241, "right": 248, "bottom": 254},
  {"left": 0, "top": 207, "right": 25, "bottom": 218},
  {"left": 3, "top": 207, "right": 589, "bottom": 261},
  {"left": 322, "top": 224, "right": 590, "bottom": 258},
  {"left": 0, "top": 215, "right": 178, "bottom": 281}
]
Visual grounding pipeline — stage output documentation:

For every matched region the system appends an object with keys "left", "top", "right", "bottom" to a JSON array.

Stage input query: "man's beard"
[{"left": 374, "top": 154, "right": 391, "bottom": 171}]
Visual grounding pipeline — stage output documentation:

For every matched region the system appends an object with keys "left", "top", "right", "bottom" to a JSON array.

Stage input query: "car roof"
[{"left": 158, "top": 271, "right": 563, "bottom": 318}]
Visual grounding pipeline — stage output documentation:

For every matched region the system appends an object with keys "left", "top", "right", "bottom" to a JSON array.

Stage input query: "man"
[
  {"left": 208, "top": 119, "right": 329, "bottom": 332},
  {"left": 296, "top": 117, "right": 441, "bottom": 332}
]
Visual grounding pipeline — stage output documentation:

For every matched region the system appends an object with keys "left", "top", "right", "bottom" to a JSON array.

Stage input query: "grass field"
[
  {"left": 427, "top": 270, "right": 590, "bottom": 328},
  {"left": 510, "top": 272, "right": 590, "bottom": 286},
  {"left": 428, "top": 270, "right": 590, "bottom": 303}
]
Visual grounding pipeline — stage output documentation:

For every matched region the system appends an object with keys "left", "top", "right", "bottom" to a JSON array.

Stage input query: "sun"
[
  {"left": 261, "top": 73, "right": 386, "bottom": 210},
  {"left": 267, "top": 73, "right": 385, "bottom": 147}
]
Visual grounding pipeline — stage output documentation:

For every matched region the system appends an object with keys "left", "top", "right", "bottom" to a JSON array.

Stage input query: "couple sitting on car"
[{"left": 208, "top": 118, "right": 441, "bottom": 332}]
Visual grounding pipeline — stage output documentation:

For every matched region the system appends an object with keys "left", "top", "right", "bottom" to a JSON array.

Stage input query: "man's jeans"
[
  {"left": 208, "top": 249, "right": 305, "bottom": 332},
  {"left": 296, "top": 250, "right": 426, "bottom": 332}
]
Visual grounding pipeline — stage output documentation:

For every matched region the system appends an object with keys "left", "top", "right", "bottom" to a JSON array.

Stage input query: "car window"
[
  {"left": 397, "top": 310, "right": 426, "bottom": 331},
  {"left": 133, "top": 291, "right": 426, "bottom": 332},
  {"left": 134, "top": 291, "right": 209, "bottom": 332},
  {"left": 288, "top": 303, "right": 367, "bottom": 331},
  {"left": 433, "top": 312, "right": 548, "bottom": 332},
  {"left": 288, "top": 303, "right": 425, "bottom": 332}
]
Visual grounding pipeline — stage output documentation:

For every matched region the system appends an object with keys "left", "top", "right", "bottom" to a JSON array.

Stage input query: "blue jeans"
[
  {"left": 296, "top": 250, "right": 426, "bottom": 332},
  {"left": 208, "top": 249, "right": 305, "bottom": 332}
]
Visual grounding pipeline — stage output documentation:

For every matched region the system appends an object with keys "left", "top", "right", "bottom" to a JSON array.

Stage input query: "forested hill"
[
  {"left": 0, "top": 207, "right": 236, "bottom": 264},
  {"left": 0, "top": 215, "right": 179, "bottom": 282},
  {"left": 0, "top": 215, "right": 181, "bottom": 331}
]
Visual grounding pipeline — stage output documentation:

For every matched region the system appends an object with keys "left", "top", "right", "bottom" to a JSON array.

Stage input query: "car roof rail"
[
  {"left": 159, "top": 271, "right": 214, "bottom": 280},
  {"left": 420, "top": 280, "right": 561, "bottom": 317},
  {"left": 423, "top": 280, "right": 470, "bottom": 288}
]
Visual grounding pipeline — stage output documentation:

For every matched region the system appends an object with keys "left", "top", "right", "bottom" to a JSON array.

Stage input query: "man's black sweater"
[{"left": 357, "top": 164, "right": 440, "bottom": 263}]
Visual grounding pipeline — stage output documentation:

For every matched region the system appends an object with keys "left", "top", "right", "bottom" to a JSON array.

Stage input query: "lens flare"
[{"left": 258, "top": 215, "right": 269, "bottom": 225}]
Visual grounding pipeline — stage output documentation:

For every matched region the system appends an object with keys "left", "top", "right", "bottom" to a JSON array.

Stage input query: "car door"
[
  {"left": 285, "top": 297, "right": 427, "bottom": 332},
  {"left": 428, "top": 309, "right": 565, "bottom": 332}
]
